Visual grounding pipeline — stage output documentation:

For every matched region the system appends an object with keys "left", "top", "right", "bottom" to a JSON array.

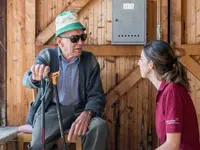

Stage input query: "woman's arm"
[{"left": 156, "top": 133, "right": 181, "bottom": 150}]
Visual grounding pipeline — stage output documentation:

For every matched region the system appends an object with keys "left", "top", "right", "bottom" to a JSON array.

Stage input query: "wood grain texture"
[
  {"left": 0, "top": 0, "right": 6, "bottom": 126},
  {"left": 35, "top": 0, "right": 92, "bottom": 45}
]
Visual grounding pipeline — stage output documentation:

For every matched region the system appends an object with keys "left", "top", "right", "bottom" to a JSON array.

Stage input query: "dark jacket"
[{"left": 23, "top": 47, "right": 106, "bottom": 125}]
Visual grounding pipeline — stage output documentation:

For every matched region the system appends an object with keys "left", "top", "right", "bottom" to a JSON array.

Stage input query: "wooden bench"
[{"left": 0, "top": 126, "right": 18, "bottom": 146}]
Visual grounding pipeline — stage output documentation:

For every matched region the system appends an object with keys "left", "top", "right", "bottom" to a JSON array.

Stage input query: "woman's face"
[{"left": 138, "top": 50, "right": 153, "bottom": 78}]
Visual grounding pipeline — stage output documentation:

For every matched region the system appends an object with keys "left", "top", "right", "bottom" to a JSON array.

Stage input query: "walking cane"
[
  {"left": 41, "top": 78, "right": 46, "bottom": 150},
  {"left": 50, "top": 72, "right": 67, "bottom": 150}
]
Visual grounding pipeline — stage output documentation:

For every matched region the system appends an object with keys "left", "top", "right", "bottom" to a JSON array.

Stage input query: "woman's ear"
[{"left": 149, "top": 61, "right": 154, "bottom": 70}]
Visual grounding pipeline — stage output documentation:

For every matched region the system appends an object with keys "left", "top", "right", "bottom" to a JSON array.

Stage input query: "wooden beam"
[
  {"left": 35, "top": 0, "right": 92, "bottom": 45},
  {"left": 105, "top": 67, "right": 141, "bottom": 109},
  {"left": 85, "top": 45, "right": 142, "bottom": 56},
  {"left": 36, "top": 45, "right": 142, "bottom": 56},
  {"left": 35, "top": 45, "right": 56, "bottom": 54},
  {"left": 25, "top": 0, "right": 35, "bottom": 66},
  {"left": 180, "top": 55, "right": 200, "bottom": 81},
  {"left": 7, "top": 0, "right": 36, "bottom": 125},
  {"left": 7, "top": 0, "right": 25, "bottom": 125},
  {"left": 0, "top": 0, "right": 6, "bottom": 126},
  {"left": 173, "top": 47, "right": 185, "bottom": 57},
  {"left": 171, "top": 0, "right": 183, "bottom": 47},
  {"left": 181, "top": 44, "right": 200, "bottom": 56},
  {"left": 147, "top": 0, "right": 157, "bottom": 40},
  {"left": 35, "top": 44, "right": 200, "bottom": 57},
  {"left": 161, "top": 0, "right": 168, "bottom": 41}
]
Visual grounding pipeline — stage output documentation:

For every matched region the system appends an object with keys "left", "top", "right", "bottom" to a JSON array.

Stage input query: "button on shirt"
[
  {"left": 53, "top": 50, "right": 80, "bottom": 106},
  {"left": 156, "top": 81, "right": 200, "bottom": 150}
]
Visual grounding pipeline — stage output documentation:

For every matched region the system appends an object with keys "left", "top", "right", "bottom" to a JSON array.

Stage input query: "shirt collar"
[
  {"left": 57, "top": 46, "right": 62, "bottom": 57},
  {"left": 156, "top": 80, "right": 170, "bottom": 102},
  {"left": 158, "top": 80, "right": 170, "bottom": 92},
  {"left": 57, "top": 47, "right": 81, "bottom": 64}
]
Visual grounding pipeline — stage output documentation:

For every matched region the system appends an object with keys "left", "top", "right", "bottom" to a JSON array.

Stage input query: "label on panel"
[{"left": 123, "top": 3, "right": 135, "bottom": 10}]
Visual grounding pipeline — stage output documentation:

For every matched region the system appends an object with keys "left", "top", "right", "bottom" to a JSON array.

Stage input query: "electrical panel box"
[{"left": 112, "top": 0, "right": 147, "bottom": 45}]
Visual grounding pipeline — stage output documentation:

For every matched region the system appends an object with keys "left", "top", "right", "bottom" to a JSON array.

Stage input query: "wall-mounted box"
[{"left": 112, "top": 0, "right": 147, "bottom": 45}]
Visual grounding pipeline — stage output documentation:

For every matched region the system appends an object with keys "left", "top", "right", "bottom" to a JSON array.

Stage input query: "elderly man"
[{"left": 23, "top": 10, "right": 108, "bottom": 150}]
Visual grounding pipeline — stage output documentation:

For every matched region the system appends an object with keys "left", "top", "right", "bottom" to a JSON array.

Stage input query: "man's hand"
[
  {"left": 68, "top": 111, "right": 92, "bottom": 142},
  {"left": 31, "top": 64, "right": 50, "bottom": 81}
]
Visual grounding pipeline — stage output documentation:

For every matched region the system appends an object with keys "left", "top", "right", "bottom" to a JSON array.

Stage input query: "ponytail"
[{"left": 162, "top": 60, "right": 190, "bottom": 92}]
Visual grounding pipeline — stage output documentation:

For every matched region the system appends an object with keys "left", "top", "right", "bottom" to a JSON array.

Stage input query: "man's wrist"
[{"left": 85, "top": 109, "right": 95, "bottom": 118}]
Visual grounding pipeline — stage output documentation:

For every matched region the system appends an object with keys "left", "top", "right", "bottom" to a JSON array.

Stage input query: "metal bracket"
[{"left": 157, "top": 24, "right": 162, "bottom": 40}]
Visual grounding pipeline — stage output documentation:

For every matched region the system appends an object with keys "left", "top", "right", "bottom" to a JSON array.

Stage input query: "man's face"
[{"left": 57, "top": 29, "right": 86, "bottom": 61}]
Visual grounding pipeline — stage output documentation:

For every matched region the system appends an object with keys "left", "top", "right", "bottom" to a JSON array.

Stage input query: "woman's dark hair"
[{"left": 143, "top": 40, "right": 190, "bottom": 91}]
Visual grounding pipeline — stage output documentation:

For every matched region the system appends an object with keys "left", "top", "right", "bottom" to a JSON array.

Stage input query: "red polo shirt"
[{"left": 156, "top": 81, "right": 200, "bottom": 150}]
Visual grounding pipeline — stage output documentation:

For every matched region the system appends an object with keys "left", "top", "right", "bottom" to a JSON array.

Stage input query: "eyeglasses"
[{"left": 59, "top": 33, "right": 87, "bottom": 43}]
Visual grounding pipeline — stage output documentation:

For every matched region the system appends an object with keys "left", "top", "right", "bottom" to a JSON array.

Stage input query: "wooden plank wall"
[
  {"left": 0, "top": 0, "right": 6, "bottom": 126},
  {"left": 183, "top": 0, "right": 200, "bottom": 131}
]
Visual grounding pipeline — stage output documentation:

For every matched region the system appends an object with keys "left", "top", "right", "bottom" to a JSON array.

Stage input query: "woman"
[{"left": 138, "top": 40, "right": 200, "bottom": 150}]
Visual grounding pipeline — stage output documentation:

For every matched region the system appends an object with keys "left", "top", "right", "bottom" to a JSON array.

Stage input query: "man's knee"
[
  {"left": 84, "top": 117, "right": 108, "bottom": 149},
  {"left": 89, "top": 117, "right": 108, "bottom": 133}
]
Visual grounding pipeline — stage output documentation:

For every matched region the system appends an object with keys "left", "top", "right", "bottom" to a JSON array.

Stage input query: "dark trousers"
[{"left": 29, "top": 104, "right": 108, "bottom": 150}]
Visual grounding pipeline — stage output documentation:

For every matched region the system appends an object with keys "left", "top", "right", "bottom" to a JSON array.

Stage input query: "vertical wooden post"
[
  {"left": 0, "top": 0, "right": 6, "bottom": 126},
  {"left": 170, "top": 0, "right": 183, "bottom": 47},
  {"left": 7, "top": 0, "right": 35, "bottom": 125},
  {"left": 161, "top": 0, "right": 168, "bottom": 41}
]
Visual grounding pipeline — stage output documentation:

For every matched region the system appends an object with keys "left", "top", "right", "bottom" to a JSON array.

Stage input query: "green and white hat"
[{"left": 55, "top": 10, "right": 86, "bottom": 37}]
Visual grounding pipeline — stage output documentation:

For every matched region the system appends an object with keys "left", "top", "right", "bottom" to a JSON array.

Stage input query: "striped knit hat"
[{"left": 55, "top": 10, "right": 86, "bottom": 37}]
